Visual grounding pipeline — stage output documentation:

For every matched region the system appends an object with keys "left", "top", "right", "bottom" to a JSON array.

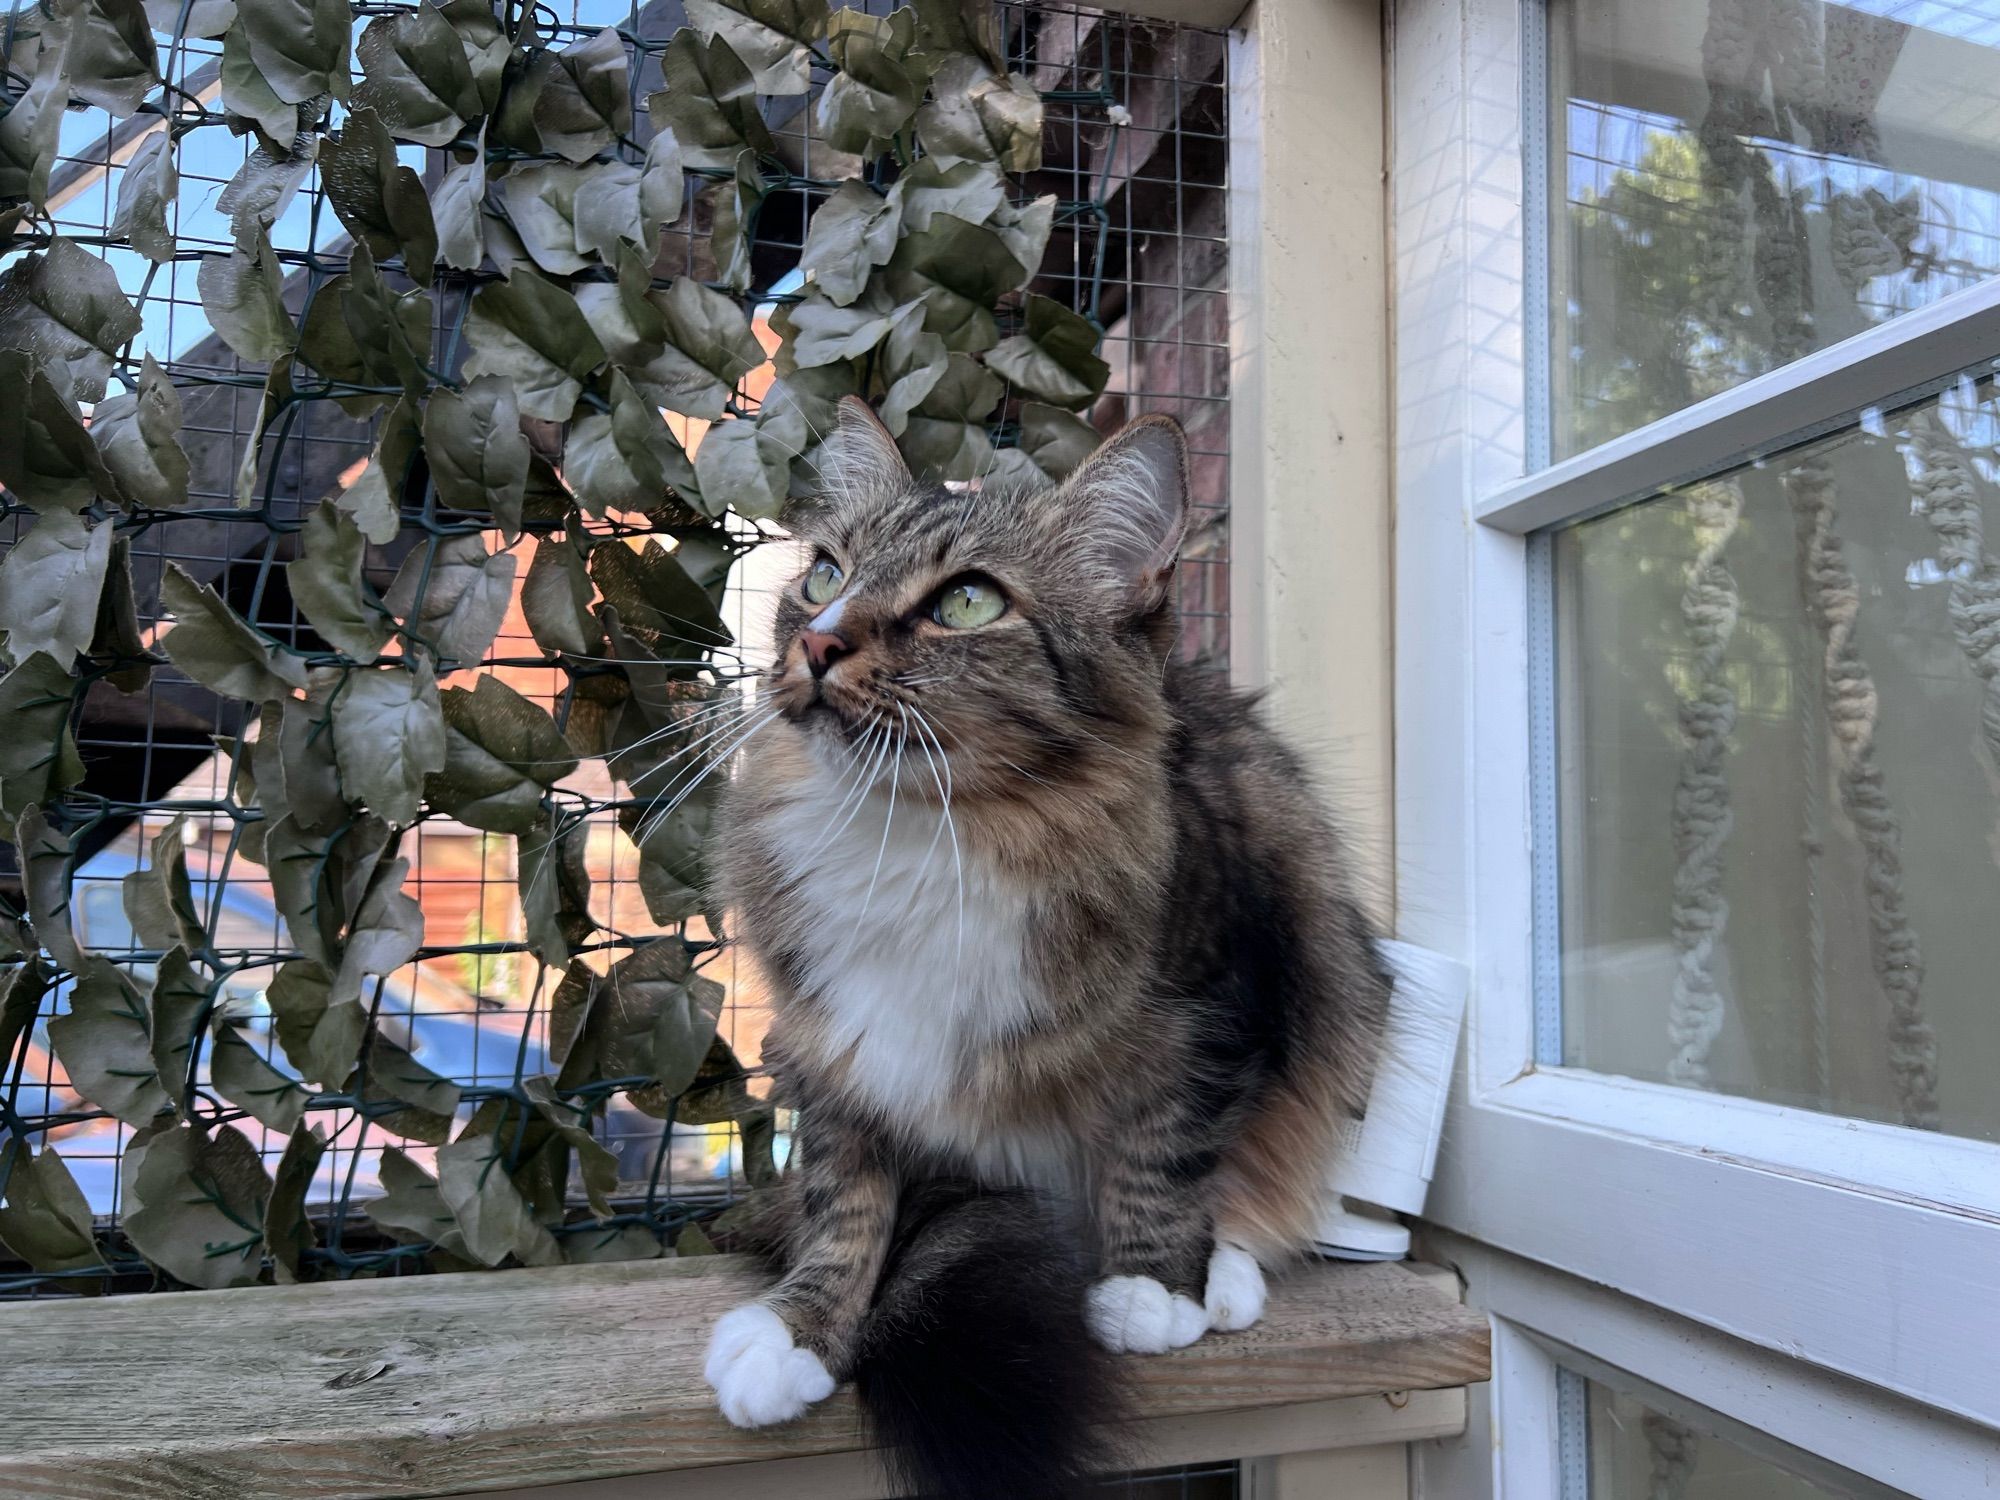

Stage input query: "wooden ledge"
[{"left": 0, "top": 1256, "right": 1490, "bottom": 1500}]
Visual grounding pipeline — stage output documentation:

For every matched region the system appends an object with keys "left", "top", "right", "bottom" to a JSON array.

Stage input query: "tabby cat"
[{"left": 700, "top": 399, "right": 1389, "bottom": 1497}]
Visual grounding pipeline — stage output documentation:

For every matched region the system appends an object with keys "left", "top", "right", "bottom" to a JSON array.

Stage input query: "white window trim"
[{"left": 1391, "top": 0, "right": 2000, "bottom": 1453}]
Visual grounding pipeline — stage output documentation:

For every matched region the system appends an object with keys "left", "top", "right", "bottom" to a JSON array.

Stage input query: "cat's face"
[{"left": 761, "top": 401, "right": 1189, "bottom": 801}]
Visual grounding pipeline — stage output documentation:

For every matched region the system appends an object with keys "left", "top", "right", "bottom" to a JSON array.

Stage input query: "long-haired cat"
[{"left": 701, "top": 399, "right": 1390, "bottom": 1497}]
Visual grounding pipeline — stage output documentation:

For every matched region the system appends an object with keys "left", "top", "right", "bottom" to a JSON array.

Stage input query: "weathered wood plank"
[{"left": 0, "top": 1257, "right": 1489, "bottom": 1500}]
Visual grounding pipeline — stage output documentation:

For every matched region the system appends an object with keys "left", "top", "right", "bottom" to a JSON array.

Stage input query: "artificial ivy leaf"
[
  {"left": 232, "top": 354, "right": 295, "bottom": 508},
  {"left": 985, "top": 293, "right": 1110, "bottom": 410},
  {"left": 760, "top": 362, "right": 859, "bottom": 492},
  {"left": 639, "top": 124, "right": 686, "bottom": 242},
  {"left": 817, "top": 6, "right": 927, "bottom": 157},
  {"left": 0, "top": 957, "right": 50, "bottom": 1065},
  {"left": 799, "top": 180, "right": 899, "bottom": 307},
  {"left": 916, "top": 54, "right": 1042, "bottom": 173},
  {"left": 874, "top": 302, "right": 948, "bottom": 435},
  {"left": 522, "top": 534, "right": 602, "bottom": 658},
  {"left": 51, "top": 955, "right": 171, "bottom": 1126},
  {"left": 160, "top": 562, "right": 308, "bottom": 701},
  {"left": 427, "top": 674, "right": 577, "bottom": 833},
  {"left": 216, "top": 134, "right": 317, "bottom": 242},
  {"left": 263, "top": 1120, "right": 325, "bottom": 1280},
  {"left": 565, "top": 370, "right": 695, "bottom": 516},
  {"left": 212, "top": 1022, "right": 310, "bottom": 1133},
  {"left": 365, "top": 1144, "right": 463, "bottom": 1250},
  {"left": 987, "top": 193, "right": 1056, "bottom": 278},
  {"left": 57, "top": 0, "right": 160, "bottom": 116},
  {"left": 265, "top": 957, "right": 365, "bottom": 1087},
  {"left": 0, "top": 349, "right": 114, "bottom": 512},
  {"left": 0, "top": 239, "right": 144, "bottom": 404},
  {"left": 352, "top": 1, "right": 482, "bottom": 147},
  {"left": 646, "top": 30, "right": 774, "bottom": 172},
  {"left": 18, "top": 805, "right": 82, "bottom": 971},
  {"left": 330, "top": 664, "right": 447, "bottom": 828},
  {"left": 330, "top": 393, "right": 418, "bottom": 544},
  {"left": 0, "top": 31, "right": 68, "bottom": 209},
  {"left": 0, "top": 1139, "right": 101, "bottom": 1274},
  {"left": 692, "top": 417, "right": 790, "bottom": 520},
  {"left": 520, "top": 1075, "right": 617, "bottom": 1216},
  {"left": 622, "top": 783, "right": 713, "bottom": 923},
  {"left": 121, "top": 1120, "right": 270, "bottom": 1289},
  {"left": 589, "top": 536, "right": 731, "bottom": 654},
  {"left": 502, "top": 161, "right": 591, "bottom": 276},
  {"left": 707, "top": 149, "right": 766, "bottom": 294},
  {"left": 92, "top": 353, "right": 190, "bottom": 508},
  {"left": 0, "top": 658, "right": 84, "bottom": 823},
  {"left": 776, "top": 282, "right": 914, "bottom": 369},
  {"left": 436, "top": 1125, "right": 562, "bottom": 1267},
  {"left": 289, "top": 500, "right": 391, "bottom": 661},
  {"left": 91, "top": 537, "right": 152, "bottom": 693},
  {"left": 197, "top": 225, "right": 297, "bottom": 361},
  {"left": 496, "top": 26, "right": 629, "bottom": 164},
  {"left": 122, "top": 816, "right": 205, "bottom": 954},
  {"left": 433, "top": 142, "right": 488, "bottom": 272},
  {"left": 683, "top": 0, "right": 823, "bottom": 94},
  {"left": 570, "top": 159, "right": 648, "bottom": 268},
  {"left": 262, "top": 815, "right": 367, "bottom": 973},
  {"left": 517, "top": 814, "right": 592, "bottom": 969},
  {"left": 622, "top": 942, "right": 724, "bottom": 1113},
  {"left": 0, "top": 510, "right": 112, "bottom": 667},
  {"left": 437, "top": 0, "right": 507, "bottom": 112},
  {"left": 320, "top": 108, "right": 438, "bottom": 286},
  {"left": 250, "top": 691, "right": 348, "bottom": 840},
  {"left": 383, "top": 533, "right": 518, "bottom": 665},
  {"left": 677, "top": 1221, "right": 718, "bottom": 1255},
  {"left": 889, "top": 156, "right": 1005, "bottom": 235},
  {"left": 424, "top": 375, "right": 529, "bottom": 536},
  {"left": 329, "top": 854, "right": 424, "bottom": 1011},
  {"left": 646, "top": 275, "right": 764, "bottom": 421},
  {"left": 463, "top": 266, "right": 607, "bottom": 421},
  {"left": 219, "top": 21, "right": 301, "bottom": 147},
  {"left": 563, "top": 1223, "right": 665, "bottom": 1262},
  {"left": 881, "top": 212, "right": 1028, "bottom": 353},
  {"left": 367, "top": 1030, "right": 462, "bottom": 1124},
  {"left": 337, "top": 244, "right": 435, "bottom": 403},
  {"left": 899, "top": 352, "right": 1001, "bottom": 480},
  {"left": 909, "top": 0, "right": 1004, "bottom": 71},
  {"left": 146, "top": 944, "right": 209, "bottom": 1108},
  {"left": 675, "top": 1032, "right": 757, "bottom": 1125},
  {"left": 234, "top": 0, "right": 350, "bottom": 104},
  {"left": 113, "top": 131, "right": 178, "bottom": 262}
]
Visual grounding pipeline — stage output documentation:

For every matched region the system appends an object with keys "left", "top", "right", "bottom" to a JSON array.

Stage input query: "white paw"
[
  {"left": 703, "top": 1303, "right": 837, "bottom": 1428},
  {"left": 1204, "top": 1242, "right": 1267, "bottom": 1332},
  {"left": 1086, "top": 1274, "right": 1208, "bottom": 1354}
]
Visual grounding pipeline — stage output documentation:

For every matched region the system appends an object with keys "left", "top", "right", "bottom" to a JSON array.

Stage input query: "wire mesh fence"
[{"left": 0, "top": 0, "right": 1231, "bottom": 1297}]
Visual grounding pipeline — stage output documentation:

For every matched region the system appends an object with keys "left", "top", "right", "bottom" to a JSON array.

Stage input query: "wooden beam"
[{"left": 0, "top": 1256, "right": 1488, "bottom": 1500}]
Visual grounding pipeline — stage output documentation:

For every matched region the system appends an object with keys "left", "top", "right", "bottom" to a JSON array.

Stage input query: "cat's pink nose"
[{"left": 800, "top": 628, "right": 851, "bottom": 678}]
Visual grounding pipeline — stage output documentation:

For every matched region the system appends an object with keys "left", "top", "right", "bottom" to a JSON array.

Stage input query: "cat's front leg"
[
  {"left": 1085, "top": 1101, "right": 1222, "bottom": 1354},
  {"left": 704, "top": 1117, "right": 896, "bottom": 1429}
]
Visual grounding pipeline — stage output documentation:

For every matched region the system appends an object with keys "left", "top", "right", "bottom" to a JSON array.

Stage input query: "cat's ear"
[
  {"left": 1068, "top": 414, "right": 1189, "bottom": 613},
  {"left": 816, "top": 395, "right": 911, "bottom": 499}
]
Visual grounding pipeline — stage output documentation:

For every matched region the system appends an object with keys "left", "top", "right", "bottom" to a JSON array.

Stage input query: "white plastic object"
[{"left": 1314, "top": 941, "right": 1470, "bottom": 1261}]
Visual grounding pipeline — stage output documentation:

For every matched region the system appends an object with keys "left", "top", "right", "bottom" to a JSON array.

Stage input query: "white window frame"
[{"left": 1390, "top": 0, "right": 2000, "bottom": 1473}]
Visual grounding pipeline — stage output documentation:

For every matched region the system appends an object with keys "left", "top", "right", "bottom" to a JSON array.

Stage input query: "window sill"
[{"left": 0, "top": 1256, "right": 1489, "bottom": 1498}]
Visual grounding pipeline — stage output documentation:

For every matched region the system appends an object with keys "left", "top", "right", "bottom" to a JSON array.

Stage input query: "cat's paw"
[
  {"left": 1086, "top": 1274, "right": 1208, "bottom": 1354},
  {"left": 703, "top": 1303, "right": 837, "bottom": 1428},
  {"left": 1204, "top": 1243, "right": 1267, "bottom": 1332}
]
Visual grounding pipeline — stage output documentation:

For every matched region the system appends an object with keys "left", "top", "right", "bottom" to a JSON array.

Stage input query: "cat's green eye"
[
  {"left": 935, "top": 576, "right": 1006, "bottom": 629},
  {"left": 804, "top": 556, "right": 844, "bottom": 605}
]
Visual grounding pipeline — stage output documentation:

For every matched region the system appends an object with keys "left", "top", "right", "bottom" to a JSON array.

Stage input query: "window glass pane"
[
  {"left": 1566, "top": 1368, "right": 1907, "bottom": 1498},
  {"left": 1552, "top": 372, "right": 2000, "bottom": 1142},
  {"left": 1546, "top": 0, "right": 2000, "bottom": 460}
]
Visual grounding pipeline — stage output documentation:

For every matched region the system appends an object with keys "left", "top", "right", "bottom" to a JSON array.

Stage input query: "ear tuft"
[
  {"left": 816, "top": 395, "right": 912, "bottom": 501},
  {"left": 1065, "top": 414, "right": 1189, "bottom": 612}
]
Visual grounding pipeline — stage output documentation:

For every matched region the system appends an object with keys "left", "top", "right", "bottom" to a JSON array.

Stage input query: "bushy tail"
[{"left": 852, "top": 1181, "right": 1127, "bottom": 1500}]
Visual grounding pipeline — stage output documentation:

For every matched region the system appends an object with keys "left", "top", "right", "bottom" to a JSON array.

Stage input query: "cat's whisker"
[
  {"left": 623, "top": 704, "right": 760, "bottom": 790},
  {"left": 635, "top": 709, "right": 781, "bottom": 843},
  {"left": 906, "top": 707, "right": 964, "bottom": 1006},
  {"left": 857, "top": 709, "right": 907, "bottom": 921},
  {"left": 810, "top": 719, "right": 895, "bottom": 857}
]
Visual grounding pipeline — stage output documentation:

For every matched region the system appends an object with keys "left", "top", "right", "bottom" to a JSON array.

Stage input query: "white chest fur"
[{"left": 762, "top": 764, "right": 1067, "bottom": 1186}]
